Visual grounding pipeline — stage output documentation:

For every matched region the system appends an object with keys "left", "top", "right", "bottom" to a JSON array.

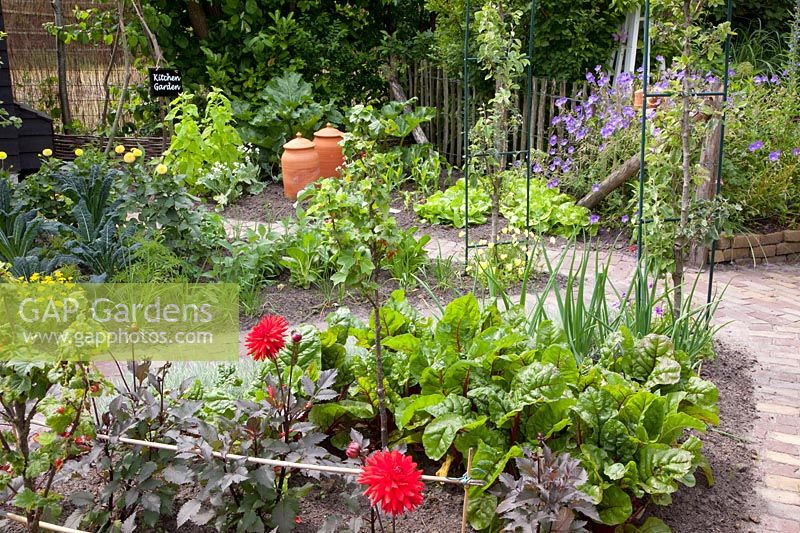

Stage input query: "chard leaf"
[
  {"left": 597, "top": 484, "right": 632, "bottom": 525},
  {"left": 644, "top": 356, "right": 682, "bottom": 389},
  {"left": 658, "top": 412, "right": 706, "bottom": 444},
  {"left": 511, "top": 362, "right": 566, "bottom": 407},
  {"left": 573, "top": 387, "right": 617, "bottom": 431},
  {"left": 393, "top": 393, "right": 445, "bottom": 430},
  {"left": 638, "top": 445, "right": 694, "bottom": 495},
  {"left": 436, "top": 294, "right": 481, "bottom": 354},
  {"left": 467, "top": 491, "right": 498, "bottom": 531},
  {"left": 422, "top": 413, "right": 467, "bottom": 460},
  {"left": 425, "top": 393, "right": 472, "bottom": 418},
  {"left": 523, "top": 397, "right": 575, "bottom": 440}
]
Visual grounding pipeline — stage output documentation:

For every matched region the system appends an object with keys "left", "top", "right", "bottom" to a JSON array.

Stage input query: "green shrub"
[{"left": 234, "top": 72, "right": 341, "bottom": 172}]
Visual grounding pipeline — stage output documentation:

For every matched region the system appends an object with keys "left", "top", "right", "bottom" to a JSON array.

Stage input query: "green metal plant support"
[{"left": 636, "top": 0, "right": 733, "bottom": 309}]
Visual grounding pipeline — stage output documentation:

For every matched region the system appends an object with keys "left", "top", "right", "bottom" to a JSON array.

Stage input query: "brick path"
[{"left": 708, "top": 264, "right": 800, "bottom": 532}]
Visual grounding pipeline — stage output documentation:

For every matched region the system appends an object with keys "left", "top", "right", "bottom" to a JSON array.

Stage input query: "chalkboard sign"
[{"left": 148, "top": 68, "right": 182, "bottom": 96}]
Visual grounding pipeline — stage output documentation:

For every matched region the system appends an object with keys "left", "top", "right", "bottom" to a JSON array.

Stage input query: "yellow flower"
[
  {"left": 131, "top": 148, "right": 143, "bottom": 157},
  {"left": 499, "top": 254, "right": 508, "bottom": 261},
  {"left": 123, "top": 152, "right": 136, "bottom": 164},
  {"left": 114, "top": 145, "right": 125, "bottom": 154},
  {"left": 0, "top": 151, "right": 7, "bottom": 160},
  {"left": 74, "top": 148, "right": 84, "bottom": 157},
  {"left": 155, "top": 163, "right": 168, "bottom": 175},
  {"left": 42, "top": 148, "right": 53, "bottom": 157}
]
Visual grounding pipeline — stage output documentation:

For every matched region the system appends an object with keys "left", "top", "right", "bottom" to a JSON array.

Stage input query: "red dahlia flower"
[
  {"left": 245, "top": 315, "right": 288, "bottom": 361},
  {"left": 357, "top": 450, "right": 424, "bottom": 516}
]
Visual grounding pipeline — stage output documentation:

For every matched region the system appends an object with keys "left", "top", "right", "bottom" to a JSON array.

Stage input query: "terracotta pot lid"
[
  {"left": 284, "top": 132, "right": 315, "bottom": 150},
  {"left": 314, "top": 123, "right": 344, "bottom": 138}
]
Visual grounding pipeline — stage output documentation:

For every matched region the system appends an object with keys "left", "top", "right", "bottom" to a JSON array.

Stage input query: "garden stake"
[
  {"left": 0, "top": 511, "right": 90, "bottom": 533},
  {"left": 94, "top": 434, "right": 486, "bottom": 486},
  {"left": 460, "top": 447, "right": 474, "bottom": 533}
]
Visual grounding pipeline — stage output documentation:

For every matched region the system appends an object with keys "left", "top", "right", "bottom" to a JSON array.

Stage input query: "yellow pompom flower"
[
  {"left": 131, "top": 148, "right": 143, "bottom": 157},
  {"left": 155, "top": 163, "right": 168, "bottom": 175},
  {"left": 114, "top": 145, "right": 125, "bottom": 154},
  {"left": 123, "top": 152, "right": 136, "bottom": 164},
  {"left": 74, "top": 148, "right": 84, "bottom": 157},
  {"left": 42, "top": 148, "right": 53, "bottom": 157},
  {"left": 0, "top": 151, "right": 6, "bottom": 161}
]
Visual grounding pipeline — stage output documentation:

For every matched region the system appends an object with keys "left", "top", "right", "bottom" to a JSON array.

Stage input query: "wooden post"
[
  {"left": 460, "top": 448, "right": 474, "bottom": 533},
  {"left": 51, "top": 0, "right": 73, "bottom": 131},
  {"left": 689, "top": 94, "right": 723, "bottom": 267}
]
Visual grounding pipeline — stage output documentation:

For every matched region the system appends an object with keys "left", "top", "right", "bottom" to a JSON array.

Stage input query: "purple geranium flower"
[
  {"left": 621, "top": 214, "right": 630, "bottom": 223},
  {"left": 586, "top": 72, "right": 596, "bottom": 84},
  {"left": 793, "top": 147, "right": 800, "bottom": 156},
  {"left": 748, "top": 140, "right": 764, "bottom": 152},
  {"left": 513, "top": 160, "right": 521, "bottom": 168},
  {"left": 549, "top": 134, "right": 558, "bottom": 146},
  {"left": 555, "top": 96, "right": 568, "bottom": 107},
  {"left": 547, "top": 178, "right": 559, "bottom": 189},
  {"left": 655, "top": 305, "right": 664, "bottom": 318},
  {"left": 592, "top": 183, "right": 601, "bottom": 193},
  {"left": 769, "top": 150, "right": 781, "bottom": 162},
  {"left": 532, "top": 162, "right": 543, "bottom": 173},
  {"left": 589, "top": 213, "right": 600, "bottom": 224}
]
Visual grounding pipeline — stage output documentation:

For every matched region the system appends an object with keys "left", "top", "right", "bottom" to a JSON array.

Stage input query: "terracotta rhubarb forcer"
[
  {"left": 314, "top": 123, "right": 345, "bottom": 178},
  {"left": 281, "top": 133, "right": 320, "bottom": 199}
]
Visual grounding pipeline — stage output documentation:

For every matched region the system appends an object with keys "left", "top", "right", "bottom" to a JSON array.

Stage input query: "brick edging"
[{"left": 711, "top": 230, "right": 800, "bottom": 263}]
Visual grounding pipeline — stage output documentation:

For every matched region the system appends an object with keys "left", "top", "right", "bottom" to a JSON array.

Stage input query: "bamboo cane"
[
  {"left": 95, "top": 434, "right": 485, "bottom": 487},
  {"left": 0, "top": 511, "right": 90, "bottom": 533}
]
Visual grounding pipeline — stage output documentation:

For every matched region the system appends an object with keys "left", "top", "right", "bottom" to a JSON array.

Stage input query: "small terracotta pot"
[
  {"left": 281, "top": 133, "right": 320, "bottom": 200},
  {"left": 314, "top": 123, "right": 345, "bottom": 178},
  {"left": 633, "top": 89, "right": 659, "bottom": 110}
]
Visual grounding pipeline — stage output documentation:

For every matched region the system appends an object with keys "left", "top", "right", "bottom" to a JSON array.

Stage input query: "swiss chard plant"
[{"left": 315, "top": 291, "right": 719, "bottom": 531}]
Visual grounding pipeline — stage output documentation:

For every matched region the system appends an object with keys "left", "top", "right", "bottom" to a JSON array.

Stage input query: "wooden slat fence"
[{"left": 405, "top": 61, "right": 587, "bottom": 166}]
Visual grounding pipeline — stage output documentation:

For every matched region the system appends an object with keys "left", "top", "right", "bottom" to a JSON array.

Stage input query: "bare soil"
[{"left": 649, "top": 342, "right": 761, "bottom": 532}]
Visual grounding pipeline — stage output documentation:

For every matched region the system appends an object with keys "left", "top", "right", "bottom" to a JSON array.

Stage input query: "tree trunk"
[
  {"left": 104, "top": 0, "right": 132, "bottom": 155},
  {"left": 373, "top": 289, "right": 388, "bottom": 449},
  {"left": 130, "top": 0, "right": 164, "bottom": 64},
  {"left": 186, "top": 1, "right": 210, "bottom": 40},
  {"left": 387, "top": 57, "right": 429, "bottom": 145},
  {"left": 51, "top": 0, "right": 72, "bottom": 132},
  {"left": 674, "top": 0, "right": 693, "bottom": 316},
  {"left": 577, "top": 155, "right": 641, "bottom": 209}
]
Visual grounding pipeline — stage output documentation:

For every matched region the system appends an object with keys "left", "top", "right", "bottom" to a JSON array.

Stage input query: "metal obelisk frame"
[
  {"left": 462, "top": 0, "right": 537, "bottom": 264},
  {"left": 635, "top": 0, "right": 734, "bottom": 309}
]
